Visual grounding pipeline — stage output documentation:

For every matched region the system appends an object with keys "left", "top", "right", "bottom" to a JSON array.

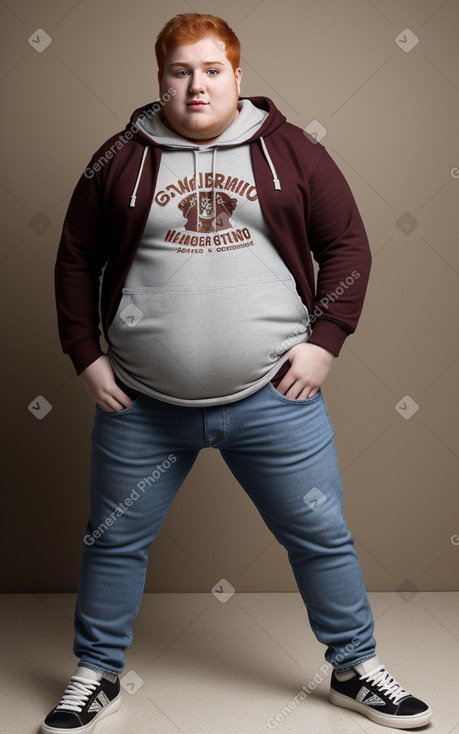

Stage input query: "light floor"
[{"left": 1, "top": 592, "right": 458, "bottom": 733}]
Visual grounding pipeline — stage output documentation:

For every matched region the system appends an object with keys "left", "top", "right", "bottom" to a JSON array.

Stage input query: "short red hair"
[{"left": 155, "top": 14, "right": 241, "bottom": 77}]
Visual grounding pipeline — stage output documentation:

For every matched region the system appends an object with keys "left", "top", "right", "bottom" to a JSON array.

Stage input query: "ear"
[{"left": 235, "top": 67, "right": 242, "bottom": 96}]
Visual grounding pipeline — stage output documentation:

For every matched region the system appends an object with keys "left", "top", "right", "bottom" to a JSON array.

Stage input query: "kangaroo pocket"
[{"left": 107, "top": 276, "right": 310, "bottom": 401}]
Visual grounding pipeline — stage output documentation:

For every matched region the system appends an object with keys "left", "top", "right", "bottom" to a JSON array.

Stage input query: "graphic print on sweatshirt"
[
  {"left": 156, "top": 167, "right": 257, "bottom": 251},
  {"left": 108, "top": 112, "right": 312, "bottom": 406}
]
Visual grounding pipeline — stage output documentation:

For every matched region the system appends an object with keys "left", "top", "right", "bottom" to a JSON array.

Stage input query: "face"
[{"left": 159, "top": 36, "right": 242, "bottom": 145}]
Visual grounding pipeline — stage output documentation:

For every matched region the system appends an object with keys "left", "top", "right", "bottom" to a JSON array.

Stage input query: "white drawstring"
[
  {"left": 260, "top": 137, "right": 281, "bottom": 190},
  {"left": 128, "top": 136, "right": 281, "bottom": 213},
  {"left": 129, "top": 147, "right": 149, "bottom": 208}
]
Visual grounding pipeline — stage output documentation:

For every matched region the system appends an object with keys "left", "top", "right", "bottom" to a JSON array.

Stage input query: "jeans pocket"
[
  {"left": 96, "top": 394, "right": 145, "bottom": 416},
  {"left": 266, "top": 382, "right": 322, "bottom": 405}
]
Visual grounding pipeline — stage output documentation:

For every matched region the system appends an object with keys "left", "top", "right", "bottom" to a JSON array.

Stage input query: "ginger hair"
[{"left": 155, "top": 13, "right": 241, "bottom": 76}]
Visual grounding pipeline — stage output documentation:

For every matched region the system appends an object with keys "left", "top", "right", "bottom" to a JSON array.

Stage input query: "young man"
[{"left": 43, "top": 13, "right": 432, "bottom": 733}]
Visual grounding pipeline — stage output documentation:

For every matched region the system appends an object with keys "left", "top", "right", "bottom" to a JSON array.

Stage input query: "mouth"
[{"left": 187, "top": 100, "right": 208, "bottom": 108}]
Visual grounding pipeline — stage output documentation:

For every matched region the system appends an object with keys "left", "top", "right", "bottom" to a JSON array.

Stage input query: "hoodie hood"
[
  {"left": 128, "top": 96, "right": 287, "bottom": 148},
  {"left": 135, "top": 98, "right": 269, "bottom": 149},
  {"left": 127, "top": 97, "right": 286, "bottom": 207}
]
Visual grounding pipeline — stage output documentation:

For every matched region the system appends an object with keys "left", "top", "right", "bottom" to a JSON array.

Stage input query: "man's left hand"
[{"left": 275, "top": 343, "right": 334, "bottom": 400}]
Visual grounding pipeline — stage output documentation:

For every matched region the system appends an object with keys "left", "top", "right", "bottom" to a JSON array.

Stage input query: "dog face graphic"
[{"left": 178, "top": 190, "right": 238, "bottom": 232}]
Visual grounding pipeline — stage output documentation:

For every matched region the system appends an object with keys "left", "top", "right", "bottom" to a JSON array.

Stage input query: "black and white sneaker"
[
  {"left": 41, "top": 665, "right": 121, "bottom": 733},
  {"left": 330, "top": 657, "right": 432, "bottom": 729}
]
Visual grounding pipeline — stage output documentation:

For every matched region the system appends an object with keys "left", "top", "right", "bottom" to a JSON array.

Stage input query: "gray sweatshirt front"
[{"left": 108, "top": 101, "right": 311, "bottom": 405}]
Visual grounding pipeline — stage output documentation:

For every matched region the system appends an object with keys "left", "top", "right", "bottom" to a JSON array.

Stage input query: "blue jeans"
[{"left": 74, "top": 384, "right": 376, "bottom": 677}]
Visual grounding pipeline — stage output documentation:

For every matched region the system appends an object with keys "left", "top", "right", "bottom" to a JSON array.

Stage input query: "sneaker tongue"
[
  {"left": 73, "top": 665, "right": 103, "bottom": 682},
  {"left": 354, "top": 656, "right": 381, "bottom": 676}
]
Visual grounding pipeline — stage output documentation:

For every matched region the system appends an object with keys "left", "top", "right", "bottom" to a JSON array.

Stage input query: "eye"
[
  {"left": 206, "top": 69, "right": 219, "bottom": 76},
  {"left": 176, "top": 70, "right": 190, "bottom": 77}
]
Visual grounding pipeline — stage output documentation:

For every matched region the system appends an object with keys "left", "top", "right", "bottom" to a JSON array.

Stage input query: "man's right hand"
[{"left": 79, "top": 355, "right": 134, "bottom": 412}]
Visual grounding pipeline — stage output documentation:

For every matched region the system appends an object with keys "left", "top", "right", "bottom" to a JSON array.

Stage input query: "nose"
[{"left": 189, "top": 71, "right": 205, "bottom": 95}]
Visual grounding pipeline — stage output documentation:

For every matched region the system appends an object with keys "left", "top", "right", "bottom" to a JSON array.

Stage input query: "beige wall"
[{"left": 1, "top": 0, "right": 458, "bottom": 594}]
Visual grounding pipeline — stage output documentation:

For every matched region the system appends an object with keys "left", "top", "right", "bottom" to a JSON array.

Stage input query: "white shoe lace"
[
  {"left": 56, "top": 675, "right": 99, "bottom": 713},
  {"left": 361, "top": 665, "right": 409, "bottom": 705}
]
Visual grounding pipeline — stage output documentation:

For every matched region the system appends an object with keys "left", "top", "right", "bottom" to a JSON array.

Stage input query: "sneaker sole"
[
  {"left": 330, "top": 690, "right": 433, "bottom": 729},
  {"left": 41, "top": 693, "right": 121, "bottom": 734}
]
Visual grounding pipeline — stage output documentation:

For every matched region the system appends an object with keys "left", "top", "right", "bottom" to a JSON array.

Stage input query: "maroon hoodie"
[{"left": 55, "top": 96, "right": 371, "bottom": 375}]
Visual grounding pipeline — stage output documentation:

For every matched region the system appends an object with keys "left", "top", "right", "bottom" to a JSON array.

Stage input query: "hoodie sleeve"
[
  {"left": 55, "top": 162, "right": 110, "bottom": 374},
  {"left": 306, "top": 146, "right": 372, "bottom": 356}
]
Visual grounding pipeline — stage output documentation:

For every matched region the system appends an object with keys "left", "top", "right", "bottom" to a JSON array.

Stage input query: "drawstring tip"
[
  {"left": 129, "top": 147, "right": 149, "bottom": 209},
  {"left": 260, "top": 137, "right": 282, "bottom": 191}
]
